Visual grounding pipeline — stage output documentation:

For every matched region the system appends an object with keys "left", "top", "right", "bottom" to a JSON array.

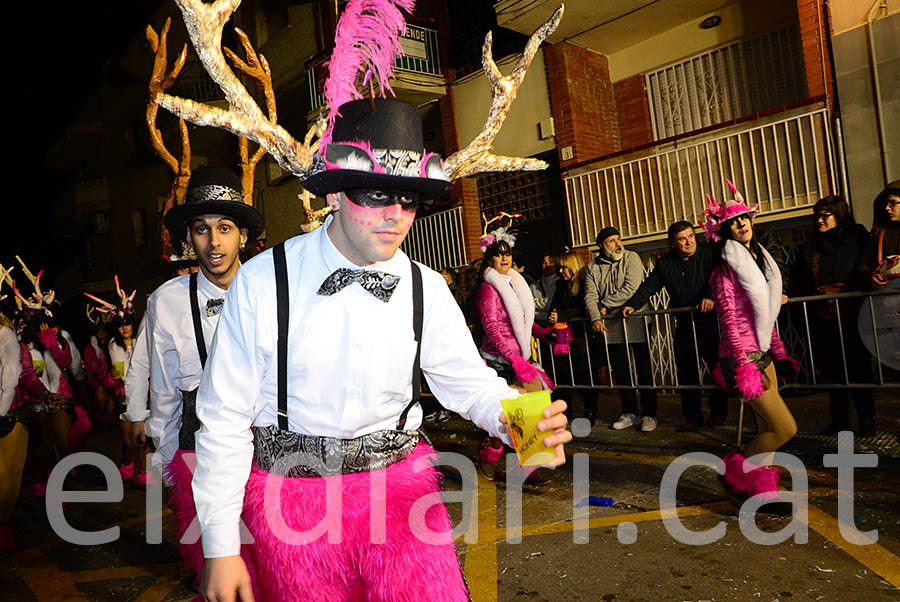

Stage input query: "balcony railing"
[
  {"left": 400, "top": 206, "right": 468, "bottom": 270},
  {"left": 564, "top": 106, "right": 836, "bottom": 247},
  {"left": 304, "top": 24, "right": 442, "bottom": 113}
]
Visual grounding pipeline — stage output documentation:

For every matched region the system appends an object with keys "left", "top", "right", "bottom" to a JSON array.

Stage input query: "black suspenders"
[
  {"left": 397, "top": 263, "right": 423, "bottom": 430},
  {"left": 189, "top": 272, "right": 208, "bottom": 369},
  {"left": 274, "top": 243, "right": 290, "bottom": 431},
  {"left": 271, "top": 244, "right": 424, "bottom": 432}
]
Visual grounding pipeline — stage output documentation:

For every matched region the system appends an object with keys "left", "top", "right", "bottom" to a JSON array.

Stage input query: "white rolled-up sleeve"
[
  {"left": 193, "top": 265, "right": 268, "bottom": 558},
  {"left": 147, "top": 297, "right": 183, "bottom": 484},
  {"left": 122, "top": 317, "right": 151, "bottom": 423}
]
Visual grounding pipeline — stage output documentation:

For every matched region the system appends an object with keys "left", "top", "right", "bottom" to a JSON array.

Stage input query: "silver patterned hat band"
[{"left": 186, "top": 184, "right": 244, "bottom": 204}]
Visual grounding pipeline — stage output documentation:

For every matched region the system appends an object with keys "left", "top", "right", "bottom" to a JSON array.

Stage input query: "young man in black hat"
[
  {"left": 192, "top": 98, "right": 571, "bottom": 602},
  {"left": 124, "top": 166, "right": 264, "bottom": 586}
]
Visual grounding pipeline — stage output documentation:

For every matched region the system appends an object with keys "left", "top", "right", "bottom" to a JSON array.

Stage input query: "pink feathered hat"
[{"left": 700, "top": 179, "right": 759, "bottom": 242}]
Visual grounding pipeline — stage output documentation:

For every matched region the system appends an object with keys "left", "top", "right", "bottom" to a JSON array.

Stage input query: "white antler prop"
[
  {"left": 444, "top": 5, "right": 564, "bottom": 179},
  {"left": 155, "top": 0, "right": 315, "bottom": 178}
]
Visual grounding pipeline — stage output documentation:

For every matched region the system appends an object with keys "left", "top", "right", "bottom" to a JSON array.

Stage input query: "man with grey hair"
[{"left": 584, "top": 227, "right": 658, "bottom": 431}]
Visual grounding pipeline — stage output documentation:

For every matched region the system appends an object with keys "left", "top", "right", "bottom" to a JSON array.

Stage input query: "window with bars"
[{"left": 646, "top": 24, "right": 807, "bottom": 140}]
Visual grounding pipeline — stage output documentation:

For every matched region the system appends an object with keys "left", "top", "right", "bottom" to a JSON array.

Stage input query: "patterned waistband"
[{"left": 252, "top": 426, "right": 426, "bottom": 478}]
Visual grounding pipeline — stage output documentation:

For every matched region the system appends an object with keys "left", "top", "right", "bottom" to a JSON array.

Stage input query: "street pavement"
[{"left": 2, "top": 389, "right": 899, "bottom": 601}]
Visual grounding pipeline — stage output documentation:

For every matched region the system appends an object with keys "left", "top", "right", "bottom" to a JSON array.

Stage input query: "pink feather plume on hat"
[
  {"left": 699, "top": 179, "right": 759, "bottom": 242},
  {"left": 320, "top": 0, "right": 416, "bottom": 148}
]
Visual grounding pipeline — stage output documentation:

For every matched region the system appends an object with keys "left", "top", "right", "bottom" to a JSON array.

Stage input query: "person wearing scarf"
[
  {"left": 474, "top": 240, "right": 554, "bottom": 479},
  {"left": 704, "top": 180, "right": 799, "bottom": 505}
]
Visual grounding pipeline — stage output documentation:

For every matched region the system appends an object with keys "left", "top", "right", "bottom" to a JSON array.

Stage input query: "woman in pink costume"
[
  {"left": 475, "top": 237, "right": 555, "bottom": 479},
  {"left": 703, "top": 180, "right": 798, "bottom": 502},
  {"left": 82, "top": 310, "right": 115, "bottom": 424}
]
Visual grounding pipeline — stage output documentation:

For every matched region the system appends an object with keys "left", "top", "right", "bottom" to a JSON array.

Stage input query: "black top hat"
[
  {"left": 302, "top": 99, "right": 452, "bottom": 200},
  {"left": 164, "top": 167, "right": 265, "bottom": 242}
]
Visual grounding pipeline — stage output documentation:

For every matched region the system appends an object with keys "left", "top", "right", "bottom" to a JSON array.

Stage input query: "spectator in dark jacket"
[
  {"left": 861, "top": 180, "right": 900, "bottom": 289},
  {"left": 623, "top": 221, "right": 727, "bottom": 431},
  {"left": 792, "top": 195, "right": 875, "bottom": 436}
]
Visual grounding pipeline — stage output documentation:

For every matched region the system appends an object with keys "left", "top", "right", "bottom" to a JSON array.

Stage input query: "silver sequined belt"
[{"left": 252, "top": 426, "right": 426, "bottom": 478}]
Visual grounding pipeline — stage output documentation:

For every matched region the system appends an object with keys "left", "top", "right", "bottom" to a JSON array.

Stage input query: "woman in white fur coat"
[{"left": 704, "top": 181, "right": 799, "bottom": 502}]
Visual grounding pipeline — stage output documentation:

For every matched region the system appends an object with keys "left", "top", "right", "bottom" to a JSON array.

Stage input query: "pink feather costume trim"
[
  {"left": 66, "top": 406, "right": 92, "bottom": 455},
  {"left": 478, "top": 442, "right": 504, "bottom": 465},
  {"left": 165, "top": 449, "right": 260, "bottom": 597},
  {"left": 720, "top": 450, "right": 780, "bottom": 501},
  {"left": 241, "top": 441, "right": 469, "bottom": 601},
  {"left": 320, "top": 0, "right": 416, "bottom": 148}
]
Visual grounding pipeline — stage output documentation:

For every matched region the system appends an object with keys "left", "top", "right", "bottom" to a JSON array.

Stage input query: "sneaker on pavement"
[
  {"left": 435, "top": 410, "right": 451, "bottom": 423},
  {"left": 424, "top": 412, "right": 437, "bottom": 423},
  {"left": 641, "top": 416, "right": 658, "bottom": 432},
  {"left": 611, "top": 413, "right": 640, "bottom": 430}
]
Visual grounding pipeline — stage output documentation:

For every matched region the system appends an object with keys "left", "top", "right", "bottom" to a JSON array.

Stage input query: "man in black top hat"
[
  {"left": 124, "top": 167, "right": 265, "bottom": 589},
  {"left": 192, "top": 98, "right": 571, "bottom": 601}
]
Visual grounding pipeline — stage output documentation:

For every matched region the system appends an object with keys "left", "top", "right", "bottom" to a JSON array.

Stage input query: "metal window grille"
[
  {"left": 647, "top": 24, "right": 806, "bottom": 140},
  {"left": 564, "top": 106, "right": 835, "bottom": 246},
  {"left": 400, "top": 206, "right": 468, "bottom": 270}
]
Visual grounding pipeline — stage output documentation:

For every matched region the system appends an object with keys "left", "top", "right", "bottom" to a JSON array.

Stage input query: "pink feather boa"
[
  {"left": 241, "top": 441, "right": 469, "bottom": 600},
  {"left": 165, "top": 450, "right": 260, "bottom": 598}
]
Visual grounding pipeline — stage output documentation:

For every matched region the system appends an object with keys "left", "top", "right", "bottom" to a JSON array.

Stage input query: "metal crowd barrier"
[{"left": 535, "top": 288, "right": 900, "bottom": 393}]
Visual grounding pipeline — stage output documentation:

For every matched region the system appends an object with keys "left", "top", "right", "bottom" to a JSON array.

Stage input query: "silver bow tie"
[
  {"left": 317, "top": 268, "right": 401, "bottom": 302},
  {"left": 206, "top": 298, "right": 224, "bottom": 317}
]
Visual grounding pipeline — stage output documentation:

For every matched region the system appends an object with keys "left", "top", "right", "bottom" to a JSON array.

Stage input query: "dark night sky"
[{"left": 2, "top": 2, "right": 163, "bottom": 278}]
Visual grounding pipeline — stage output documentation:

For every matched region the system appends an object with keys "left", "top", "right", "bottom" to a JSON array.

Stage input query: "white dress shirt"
[
  {"left": 107, "top": 339, "right": 134, "bottom": 380},
  {"left": 193, "top": 218, "right": 518, "bottom": 558},
  {"left": 144, "top": 271, "right": 224, "bottom": 483},
  {"left": 0, "top": 325, "right": 22, "bottom": 415},
  {"left": 122, "top": 317, "right": 151, "bottom": 422}
]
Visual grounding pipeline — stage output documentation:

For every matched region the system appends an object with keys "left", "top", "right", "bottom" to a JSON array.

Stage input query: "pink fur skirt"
[
  {"left": 242, "top": 441, "right": 469, "bottom": 601},
  {"left": 166, "top": 449, "right": 259, "bottom": 598}
]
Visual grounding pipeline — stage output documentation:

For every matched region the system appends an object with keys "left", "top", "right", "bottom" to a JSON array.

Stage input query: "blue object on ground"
[{"left": 575, "top": 496, "right": 613, "bottom": 508}]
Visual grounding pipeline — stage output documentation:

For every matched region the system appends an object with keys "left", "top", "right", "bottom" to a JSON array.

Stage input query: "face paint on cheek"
[{"left": 345, "top": 200, "right": 378, "bottom": 226}]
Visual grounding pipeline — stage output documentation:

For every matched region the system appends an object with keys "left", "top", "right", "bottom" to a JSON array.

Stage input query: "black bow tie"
[
  {"left": 206, "top": 298, "right": 224, "bottom": 317},
  {"left": 317, "top": 268, "right": 400, "bottom": 303}
]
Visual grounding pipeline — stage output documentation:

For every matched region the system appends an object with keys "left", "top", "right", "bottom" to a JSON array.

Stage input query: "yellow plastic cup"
[
  {"left": 33, "top": 360, "right": 45, "bottom": 378},
  {"left": 113, "top": 361, "right": 125, "bottom": 377},
  {"left": 501, "top": 390, "right": 555, "bottom": 467}
]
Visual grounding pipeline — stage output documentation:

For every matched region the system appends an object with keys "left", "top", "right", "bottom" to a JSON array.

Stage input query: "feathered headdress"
[
  {"left": 480, "top": 212, "right": 521, "bottom": 252},
  {"left": 10, "top": 256, "right": 56, "bottom": 318},
  {"left": 700, "top": 179, "right": 759, "bottom": 242},
  {"left": 320, "top": 0, "right": 415, "bottom": 149},
  {"left": 84, "top": 275, "right": 137, "bottom": 324}
]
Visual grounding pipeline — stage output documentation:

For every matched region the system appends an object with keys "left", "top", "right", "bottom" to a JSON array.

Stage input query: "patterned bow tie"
[
  {"left": 317, "top": 268, "right": 401, "bottom": 303},
  {"left": 206, "top": 298, "right": 224, "bottom": 317}
]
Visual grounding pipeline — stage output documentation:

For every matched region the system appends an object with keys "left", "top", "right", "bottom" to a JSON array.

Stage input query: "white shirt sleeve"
[
  {"left": 123, "top": 317, "right": 151, "bottom": 423},
  {"left": 0, "top": 326, "right": 22, "bottom": 416},
  {"left": 62, "top": 331, "right": 86, "bottom": 383},
  {"left": 146, "top": 296, "right": 184, "bottom": 484},
  {"left": 193, "top": 268, "right": 260, "bottom": 559}
]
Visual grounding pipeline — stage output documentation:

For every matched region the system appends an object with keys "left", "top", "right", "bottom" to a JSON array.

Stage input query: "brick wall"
[
  {"left": 439, "top": 87, "right": 484, "bottom": 262},
  {"left": 797, "top": 0, "right": 835, "bottom": 103},
  {"left": 613, "top": 74, "right": 653, "bottom": 150},
  {"left": 544, "top": 42, "right": 619, "bottom": 169}
]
